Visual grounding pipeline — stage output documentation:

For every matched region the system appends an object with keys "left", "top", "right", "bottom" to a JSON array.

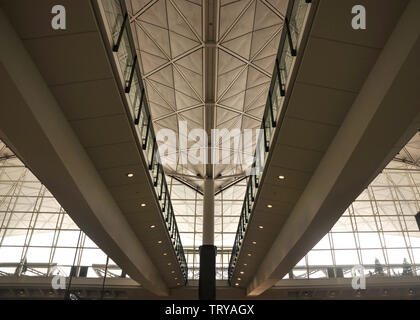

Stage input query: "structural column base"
[{"left": 199, "top": 245, "right": 217, "bottom": 300}]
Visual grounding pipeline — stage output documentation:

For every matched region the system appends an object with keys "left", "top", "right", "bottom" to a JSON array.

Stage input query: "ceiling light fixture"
[
  {"left": 267, "top": 204, "right": 273, "bottom": 208},
  {"left": 127, "top": 173, "right": 134, "bottom": 178},
  {"left": 248, "top": 253, "right": 252, "bottom": 256},
  {"left": 240, "top": 271, "right": 244, "bottom": 275},
  {"left": 252, "top": 241, "right": 257, "bottom": 245},
  {"left": 258, "top": 225, "right": 264, "bottom": 229},
  {"left": 141, "top": 203, "right": 147, "bottom": 207},
  {"left": 157, "top": 240, "right": 162, "bottom": 244},
  {"left": 278, "top": 175, "right": 285, "bottom": 180},
  {"left": 163, "top": 253, "right": 167, "bottom": 256},
  {"left": 150, "top": 225, "right": 156, "bottom": 229},
  {"left": 171, "top": 270, "right": 175, "bottom": 274}
]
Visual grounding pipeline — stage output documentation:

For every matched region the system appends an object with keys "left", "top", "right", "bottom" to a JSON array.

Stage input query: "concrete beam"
[
  {"left": 0, "top": 8, "right": 169, "bottom": 296},
  {"left": 247, "top": 0, "right": 420, "bottom": 296}
]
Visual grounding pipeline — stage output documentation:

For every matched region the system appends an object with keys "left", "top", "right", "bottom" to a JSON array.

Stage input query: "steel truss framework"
[{"left": 126, "top": 0, "right": 288, "bottom": 191}]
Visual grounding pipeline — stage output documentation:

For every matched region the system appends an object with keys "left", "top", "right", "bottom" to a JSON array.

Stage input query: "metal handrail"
[
  {"left": 100, "top": 0, "right": 187, "bottom": 282},
  {"left": 228, "top": 0, "right": 312, "bottom": 282}
]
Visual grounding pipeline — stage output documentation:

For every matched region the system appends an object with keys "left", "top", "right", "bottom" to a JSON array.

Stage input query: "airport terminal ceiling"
[{"left": 125, "top": 0, "right": 288, "bottom": 191}]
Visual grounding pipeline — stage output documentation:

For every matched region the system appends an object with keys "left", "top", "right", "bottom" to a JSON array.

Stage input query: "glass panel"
[
  {"left": 335, "top": 250, "right": 359, "bottom": 265},
  {"left": 307, "top": 250, "right": 333, "bottom": 266}
]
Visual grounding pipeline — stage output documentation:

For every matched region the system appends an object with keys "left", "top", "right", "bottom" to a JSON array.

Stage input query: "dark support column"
[
  {"left": 200, "top": 0, "right": 217, "bottom": 301},
  {"left": 416, "top": 211, "right": 420, "bottom": 230},
  {"left": 199, "top": 245, "right": 217, "bottom": 300},
  {"left": 200, "top": 177, "right": 216, "bottom": 300}
]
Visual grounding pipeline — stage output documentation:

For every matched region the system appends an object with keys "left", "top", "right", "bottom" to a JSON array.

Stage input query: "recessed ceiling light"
[
  {"left": 243, "top": 263, "right": 248, "bottom": 266},
  {"left": 127, "top": 173, "right": 134, "bottom": 178},
  {"left": 248, "top": 253, "right": 252, "bottom": 256},
  {"left": 174, "top": 277, "right": 178, "bottom": 280},
  {"left": 237, "top": 278, "right": 241, "bottom": 281},
  {"left": 258, "top": 225, "right": 264, "bottom": 229},
  {"left": 252, "top": 241, "right": 257, "bottom": 245},
  {"left": 278, "top": 175, "right": 285, "bottom": 180},
  {"left": 150, "top": 225, "right": 156, "bottom": 229},
  {"left": 240, "top": 271, "right": 244, "bottom": 275},
  {"left": 235, "top": 283, "right": 239, "bottom": 286},
  {"left": 163, "top": 253, "right": 167, "bottom": 256},
  {"left": 157, "top": 240, "right": 162, "bottom": 244},
  {"left": 168, "top": 262, "right": 172, "bottom": 266},
  {"left": 177, "top": 283, "right": 180, "bottom": 286},
  {"left": 171, "top": 270, "right": 175, "bottom": 274},
  {"left": 267, "top": 204, "right": 273, "bottom": 208},
  {"left": 141, "top": 203, "right": 147, "bottom": 207}
]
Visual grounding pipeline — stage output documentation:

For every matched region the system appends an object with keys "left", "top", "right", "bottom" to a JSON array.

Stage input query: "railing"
[
  {"left": 100, "top": 0, "right": 187, "bottom": 283},
  {"left": 228, "top": 0, "right": 312, "bottom": 282},
  {"left": 286, "top": 264, "right": 420, "bottom": 280},
  {"left": 0, "top": 262, "right": 126, "bottom": 278}
]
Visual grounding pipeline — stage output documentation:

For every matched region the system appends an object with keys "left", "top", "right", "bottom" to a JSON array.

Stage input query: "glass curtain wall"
[
  {"left": 0, "top": 141, "right": 124, "bottom": 279},
  {"left": 286, "top": 134, "right": 420, "bottom": 280}
]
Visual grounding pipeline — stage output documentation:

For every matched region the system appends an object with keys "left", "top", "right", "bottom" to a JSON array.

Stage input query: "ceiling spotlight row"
[
  {"left": 233, "top": 176, "right": 285, "bottom": 283},
  {"left": 264, "top": 175, "right": 286, "bottom": 209},
  {"left": 127, "top": 175, "right": 181, "bottom": 287},
  {"left": 127, "top": 173, "right": 148, "bottom": 207},
  {"left": 148, "top": 216, "right": 180, "bottom": 286},
  {"left": 234, "top": 174, "right": 286, "bottom": 277}
]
